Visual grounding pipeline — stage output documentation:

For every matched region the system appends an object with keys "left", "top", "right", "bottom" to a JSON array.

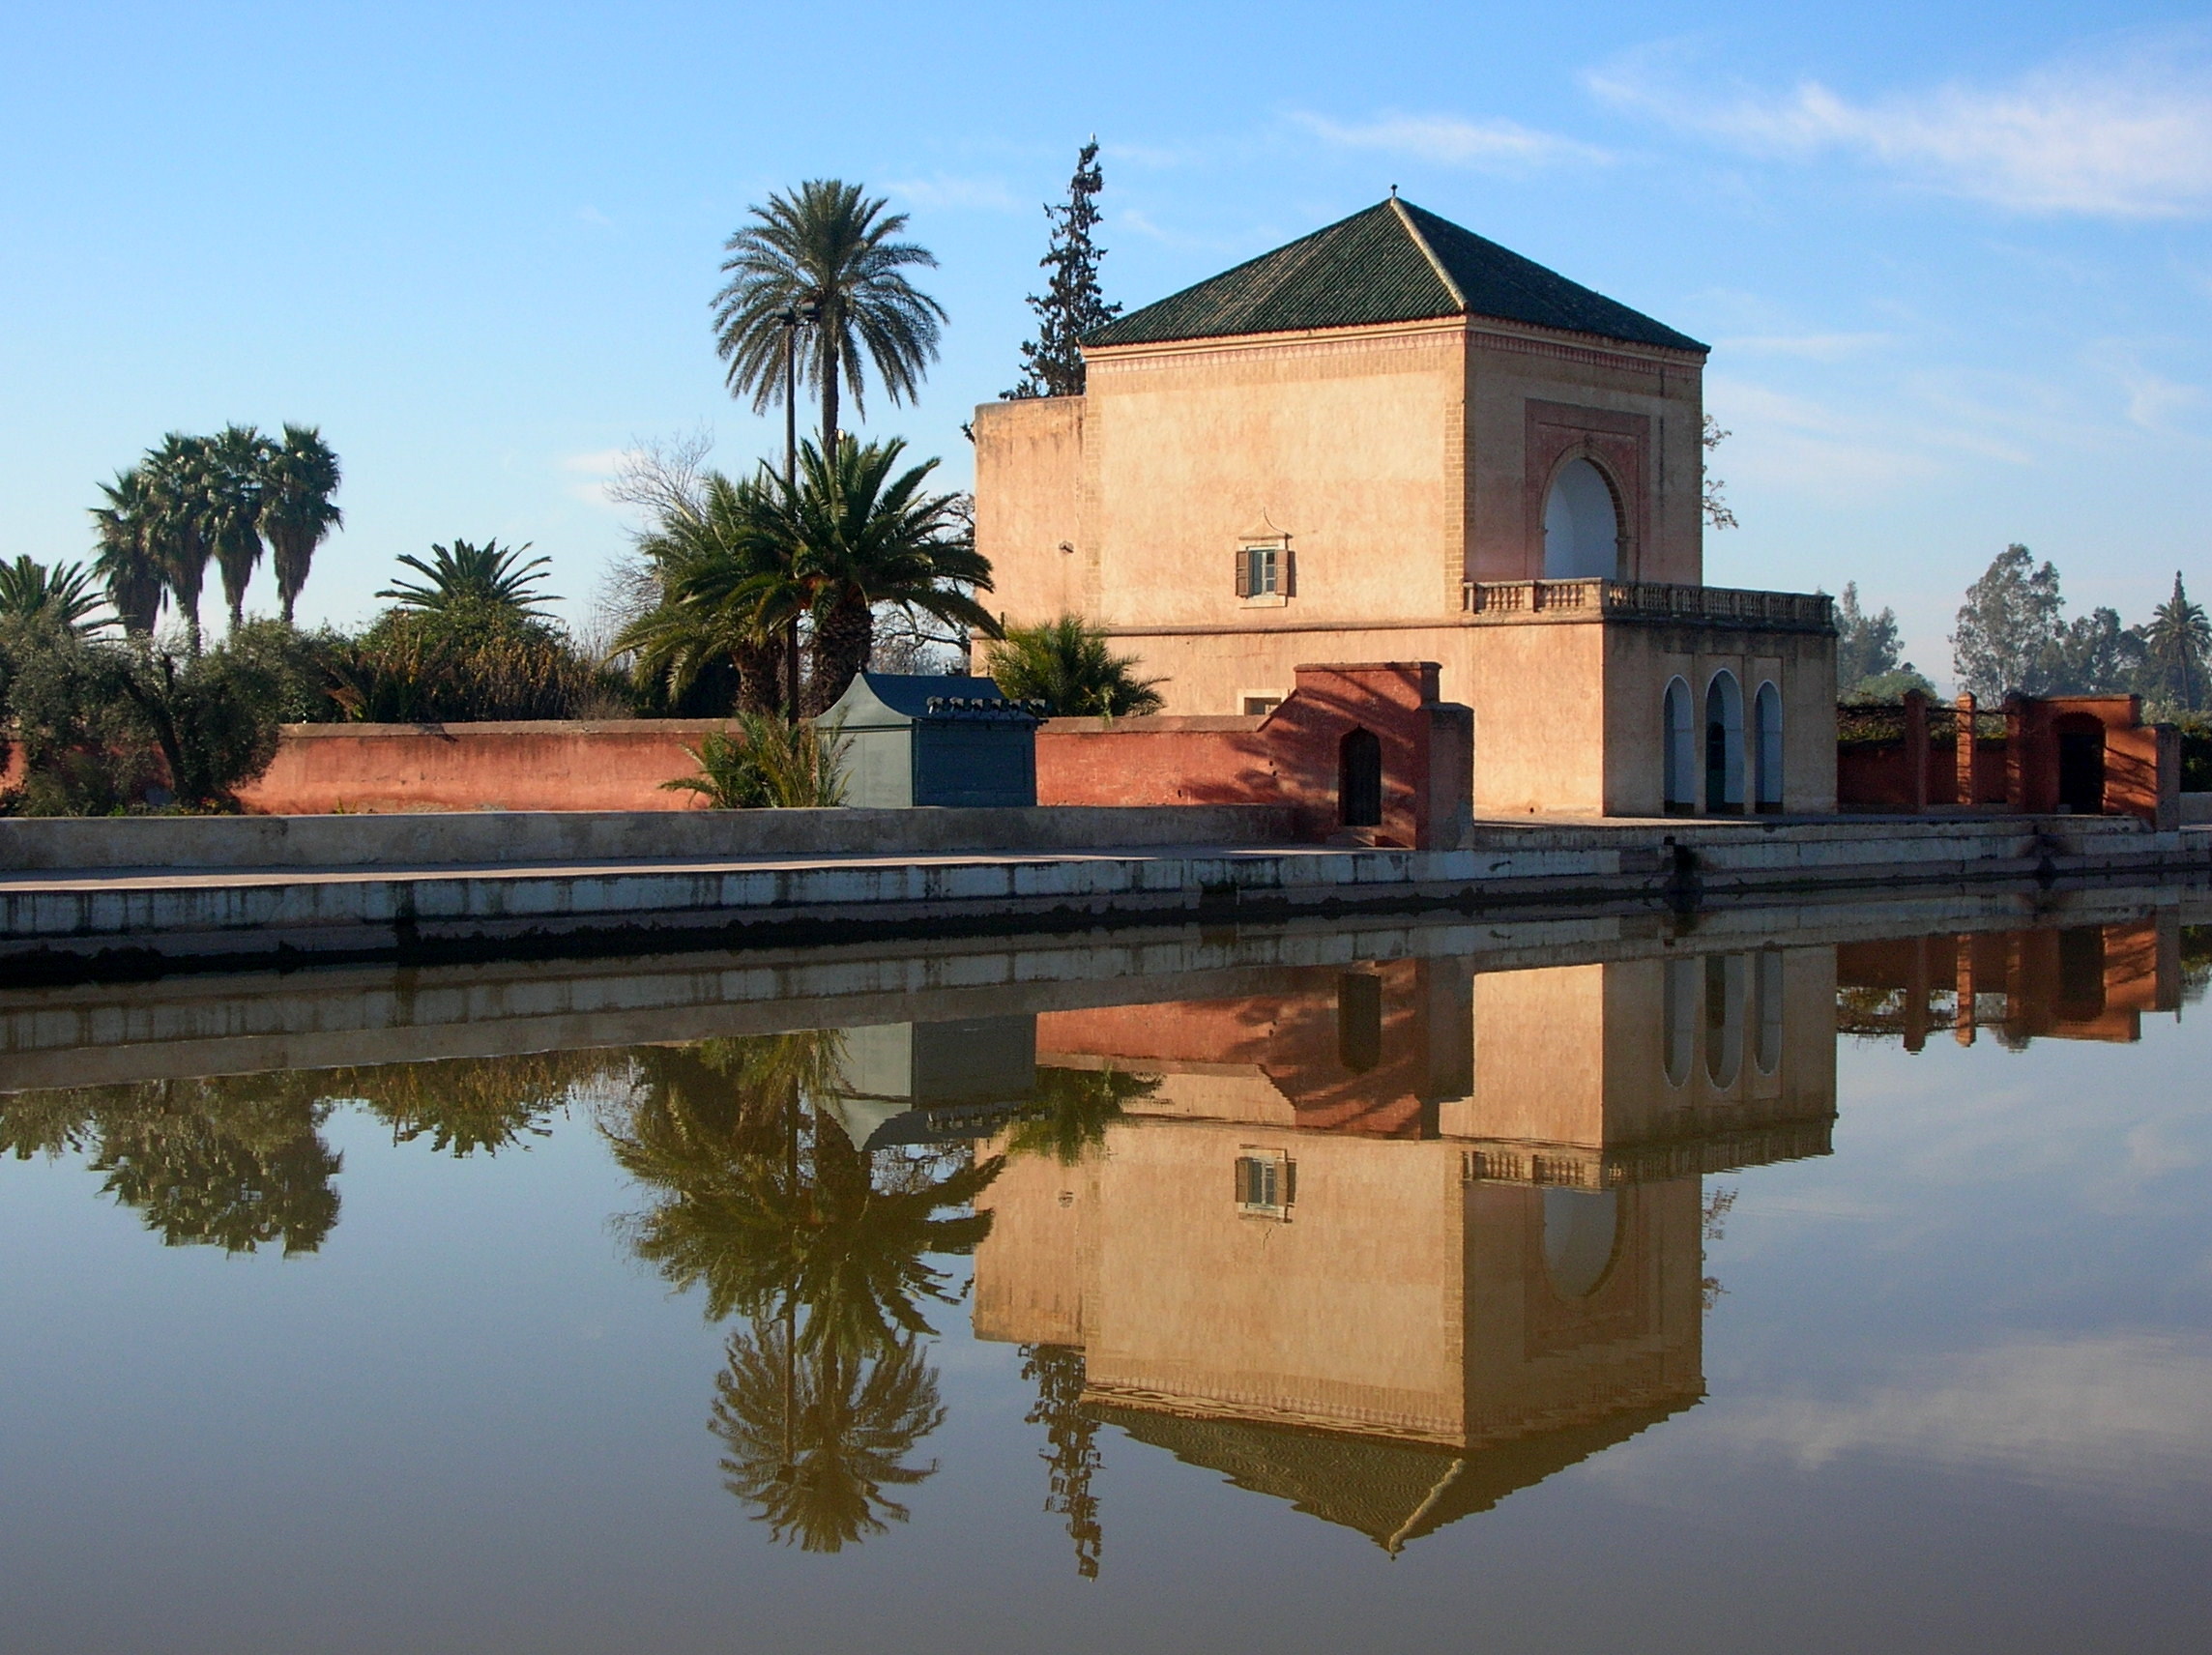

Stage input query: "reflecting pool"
[{"left": 2, "top": 893, "right": 2207, "bottom": 1652}]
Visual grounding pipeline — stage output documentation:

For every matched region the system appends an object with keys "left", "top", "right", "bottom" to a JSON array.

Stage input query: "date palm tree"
[
  {"left": 142, "top": 433, "right": 218, "bottom": 654},
  {"left": 378, "top": 538, "right": 557, "bottom": 618},
  {"left": 2144, "top": 571, "right": 2211, "bottom": 712},
  {"left": 712, "top": 180, "right": 946, "bottom": 462},
  {"left": 261, "top": 424, "right": 342, "bottom": 625},
  {"left": 91, "top": 466, "right": 166, "bottom": 637},
  {"left": 208, "top": 423, "right": 276, "bottom": 635},
  {"left": 981, "top": 614, "right": 1165, "bottom": 716},
  {"left": 612, "top": 471, "right": 789, "bottom": 715},
  {"left": 0, "top": 555, "right": 106, "bottom": 633}
]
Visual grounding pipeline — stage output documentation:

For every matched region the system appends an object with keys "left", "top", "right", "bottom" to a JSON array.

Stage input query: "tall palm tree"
[
  {"left": 0, "top": 556, "right": 106, "bottom": 633},
  {"left": 261, "top": 424, "right": 342, "bottom": 625},
  {"left": 142, "top": 433, "right": 218, "bottom": 654},
  {"left": 2145, "top": 571, "right": 2211, "bottom": 712},
  {"left": 713, "top": 180, "right": 946, "bottom": 462},
  {"left": 90, "top": 466, "right": 166, "bottom": 637},
  {"left": 612, "top": 471, "right": 789, "bottom": 715},
  {"left": 377, "top": 539, "right": 557, "bottom": 618},
  {"left": 208, "top": 423, "right": 276, "bottom": 635}
]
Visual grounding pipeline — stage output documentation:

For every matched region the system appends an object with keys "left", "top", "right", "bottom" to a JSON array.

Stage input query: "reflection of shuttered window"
[{"left": 1235, "top": 1153, "right": 1295, "bottom": 1217}]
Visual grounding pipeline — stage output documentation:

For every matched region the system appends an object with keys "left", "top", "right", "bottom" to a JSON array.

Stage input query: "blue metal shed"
[{"left": 821, "top": 672, "right": 1041, "bottom": 808}]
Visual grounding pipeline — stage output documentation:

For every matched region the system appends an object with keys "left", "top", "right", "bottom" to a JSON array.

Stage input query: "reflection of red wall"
[
  {"left": 1035, "top": 662, "right": 1470, "bottom": 849},
  {"left": 1037, "top": 959, "right": 1457, "bottom": 1136},
  {"left": 1837, "top": 918, "right": 2176, "bottom": 1045}
]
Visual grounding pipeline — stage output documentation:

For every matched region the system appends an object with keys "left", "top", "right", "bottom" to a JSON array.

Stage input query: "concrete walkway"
[{"left": 0, "top": 812, "right": 2204, "bottom": 983}]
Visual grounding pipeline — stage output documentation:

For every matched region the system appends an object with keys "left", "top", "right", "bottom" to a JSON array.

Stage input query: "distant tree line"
[{"left": 1839, "top": 546, "right": 2210, "bottom": 717}]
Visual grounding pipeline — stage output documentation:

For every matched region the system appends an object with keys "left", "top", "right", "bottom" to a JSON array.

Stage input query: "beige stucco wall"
[
  {"left": 970, "top": 1118, "right": 1704, "bottom": 1446},
  {"left": 1443, "top": 951, "right": 1838, "bottom": 1153},
  {"left": 973, "top": 314, "right": 1706, "bottom": 682},
  {"left": 969, "top": 308, "right": 1840, "bottom": 817}
]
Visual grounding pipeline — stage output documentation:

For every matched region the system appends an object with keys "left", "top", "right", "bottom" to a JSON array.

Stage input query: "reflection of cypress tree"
[
  {"left": 711, "top": 1319, "right": 946, "bottom": 1553},
  {"left": 1021, "top": 1343, "right": 1104, "bottom": 1578},
  {"left": 1004, "top": 1065, "right": 1157, "bottom": 1166}
]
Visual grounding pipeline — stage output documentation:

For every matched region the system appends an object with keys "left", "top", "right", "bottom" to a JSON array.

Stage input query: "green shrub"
[
  {"left": 662, "top": 712, "right": 850, "bottom": 809},
  {"left": 316, "top": 600, "right": 609, "bottom": 722}
]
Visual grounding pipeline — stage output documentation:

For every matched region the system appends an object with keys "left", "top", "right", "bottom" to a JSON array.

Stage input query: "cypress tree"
[{"left": 1005, "top": 140, "right": 1121, "bottom": 398}]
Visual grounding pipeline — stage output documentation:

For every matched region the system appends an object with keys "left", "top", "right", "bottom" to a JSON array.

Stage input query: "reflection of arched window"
[
  {"left": 1663, "top": 676, "right": 1696, "bottom": 811},
  {"left": 1337, "top": 973, "right": 1382, "bottom": 1072},
  {"left": 1543, "top": 457, "right": 1620, "bottom": 579},
  {"left": 1663, "top": 956, "right": 1697, "bottom": 1087},
  {"left": 1754, "top": 681, "right": 1784, "bottom": 811},
  {"left": 1705, "top": 952, "right": 1745, "bottom": 1088},
  {"left": 1339, "top": 728, "right": 1382, "bottom": 828},
  {"left": 1542, "top": 1187, "right": 1621, "bottom": 1298},
  {"left": 1704, "top": 670, "right": 1745, "bottom": 812},
  {"left": 1756, "top": 949, "right": 1785, "bottom": 1075}
]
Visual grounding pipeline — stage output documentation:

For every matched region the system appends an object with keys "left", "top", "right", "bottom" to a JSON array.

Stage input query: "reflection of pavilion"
[
  {"left": 1836, "top": 916, "right": 2181, "bottom": 1049},
  {"left": 973, "top": 948, "right": 1838, "bottom": 1549}
]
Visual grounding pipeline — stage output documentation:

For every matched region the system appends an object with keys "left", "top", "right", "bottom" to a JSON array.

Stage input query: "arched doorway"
[
  {"left": 1704, "top": 671, "right": 1745, "bottom": 813},
  {"left": 1542, "top": 457, "right": 1621, "bottom": 579},
  {"left": 1663, "top": 677, "right": 1696, "bottom": 812},
  {"left": 1754, "top": 681, "right": 1784, "bottom": 811},
  {"left": 1339, "top": 727, "right": 1382, "bottom": 828},
  {"left": 2055, "top": 713, "right": 2105, "bottom": 814}
]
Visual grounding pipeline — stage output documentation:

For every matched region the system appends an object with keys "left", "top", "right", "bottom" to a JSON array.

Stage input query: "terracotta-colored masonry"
[
  {"left": 1034, "top": 661, "right": 1472, "bottom": 849},
  {"left": 239, "top": 721, "right": 724, "bottom": 814}
]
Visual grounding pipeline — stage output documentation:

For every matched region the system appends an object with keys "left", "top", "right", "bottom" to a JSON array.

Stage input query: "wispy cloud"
[
  {"left": 2083, "top": 341, "right": 2209, "bottom": 433},
  {"left": 560, "top": 449, "right": 624, "bottom": 509},
  {"left": 885, "top": 173, "right": 1020, "bottom": 213},
  {"left": 1291, "top": 110, "right": 1610, "bottom": 171},
  {"left": 1588, "top": 39, "right": 2212, "bottom": 218},
  {"left": 1719, "top": 1334, "right": 2212, "bottom": 1525}
]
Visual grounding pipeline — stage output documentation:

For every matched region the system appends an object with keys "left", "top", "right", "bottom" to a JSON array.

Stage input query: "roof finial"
[{"left": 1389, "top": 183, "right": 1398, "bottom": 198}]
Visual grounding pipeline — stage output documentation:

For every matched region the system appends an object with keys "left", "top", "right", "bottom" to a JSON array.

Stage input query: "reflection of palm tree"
[
  {"left": 1005, "top": 1065, "right": 1157, "bottom": 1166},
  {"left": 711, "top": 1319, "right": 946, "bottom": 1552},
  {"left": 605, "top": 1029, "right": 1007, "bottom": 1551},
  {"left": 1022, "top": 1343, "right": 1104, "bottom": 1579}
]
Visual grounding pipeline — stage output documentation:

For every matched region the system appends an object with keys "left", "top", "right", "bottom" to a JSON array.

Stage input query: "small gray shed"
[{"left": 823, "top": 672, "right": 1040, "bottom": 808}]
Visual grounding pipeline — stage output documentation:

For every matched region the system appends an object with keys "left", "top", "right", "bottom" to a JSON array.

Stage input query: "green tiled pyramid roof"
[{"left": 1085, "top": 198, "right": 1705, "bottom": 355}]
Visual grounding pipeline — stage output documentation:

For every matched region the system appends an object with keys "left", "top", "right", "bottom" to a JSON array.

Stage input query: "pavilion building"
[{"left": 974, "top": 196, "right": 1839, "bottom": 817}]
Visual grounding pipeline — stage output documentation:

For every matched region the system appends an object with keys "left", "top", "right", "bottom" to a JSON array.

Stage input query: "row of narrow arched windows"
[
  {"left": 1663, "top": 949, "right": 1786, "bottom": 1089},
  {"left": 1664, "top": 671, "right": 1782, "bottom": 813}
]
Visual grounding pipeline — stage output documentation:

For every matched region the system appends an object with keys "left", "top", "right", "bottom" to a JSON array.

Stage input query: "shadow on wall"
[{"left": 1034, "top": 662, "right": 1472, "bottom": 849}]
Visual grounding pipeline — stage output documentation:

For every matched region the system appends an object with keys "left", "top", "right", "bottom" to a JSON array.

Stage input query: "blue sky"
[{"left": 3, "top": 2, "right": 2207, "bottom": 685}]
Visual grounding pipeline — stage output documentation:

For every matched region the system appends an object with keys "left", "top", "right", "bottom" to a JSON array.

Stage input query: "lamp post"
[{"left": 775, "top": 302, "right": 818, "bottom": 721}]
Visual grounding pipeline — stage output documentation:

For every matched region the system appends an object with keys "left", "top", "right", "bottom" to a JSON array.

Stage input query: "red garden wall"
[
  {"left": 1033, "top": 662, "right": 1474, "bottom": 849},
  {"left": 238, "top": 721, "right": 726, "bottom": 814}
]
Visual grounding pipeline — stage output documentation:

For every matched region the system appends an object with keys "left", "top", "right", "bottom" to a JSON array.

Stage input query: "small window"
[
  {"left": 1241, "top": 695, "right": 1284, "bottom": 716},
  {"left": 1237, "top": 544, "right": 1279, "bottom": 597},
  {"left": 1235, "top": 1152, "right": 1295, "bottom": 1217}
]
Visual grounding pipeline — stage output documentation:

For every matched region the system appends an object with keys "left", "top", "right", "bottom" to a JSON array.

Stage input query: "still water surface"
[{"left": 2, "top": 903, "right": 2208, "bottom": 1653}]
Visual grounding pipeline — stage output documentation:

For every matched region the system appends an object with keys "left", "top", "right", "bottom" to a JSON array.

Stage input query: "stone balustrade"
[{"left": 1461, "top": 578, "right": 1835, "bottom": 632}]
